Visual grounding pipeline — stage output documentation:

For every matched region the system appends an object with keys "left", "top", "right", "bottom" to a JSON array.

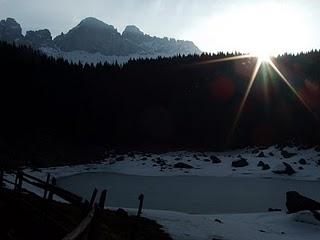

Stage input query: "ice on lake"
[{"left": 57, "top": 172, "right": 320, "bottom": 214}]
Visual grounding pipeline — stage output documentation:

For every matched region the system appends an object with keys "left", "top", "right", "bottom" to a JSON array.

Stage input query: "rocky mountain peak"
[
  {"left": 53, "top": 17, "right": 126, "bottom": 55},
  {"left": 78, "top": 17, "right": 115, "bottom": 31},
  {"left": 0, "top": 17, "right": 23, "bottom": 42},
  {"left": 25, "top": 29, "right": 52, "bottom": 47},
  {"left": 0, "top": 17, "right": 202, "bottom": 62},
  {"left": 123, "top": 25, "right": 144, "bottom": 35}
]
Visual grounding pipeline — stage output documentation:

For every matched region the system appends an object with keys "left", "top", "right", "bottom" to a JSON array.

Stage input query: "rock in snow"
[
  {"left": 298, "top": 158, "right": 307, "bottom": 165},
  {"left": 257, "top": 152, "right": 266, "bottom": 158},
  {"left": 262, "top": 163, "right": 271, "bottom": 170},
  {"left": 232, "top": 158, "right": 249, "bottom": 168},
  {"left": 286, "top": 191, "right": 320, "bottom": 214},
  {"left": 273, "top": 162, "right": 296, "bottom": 176},
  {"left": 173, "top": 162, "right": 194, "bottom": 169},
  {"left": 257, "top": 161, "right": 270, "bottom": 170},
  {"left": 210, "top": 155, "right": 222, "bottom": 164},
  {"left": 281, "top": 150, "right": 297, "bottom": 158}
]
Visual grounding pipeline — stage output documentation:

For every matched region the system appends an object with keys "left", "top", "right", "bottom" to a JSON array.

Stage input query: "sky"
[{"left": 0, "top": 0, "right": 319, "bottom": 55}]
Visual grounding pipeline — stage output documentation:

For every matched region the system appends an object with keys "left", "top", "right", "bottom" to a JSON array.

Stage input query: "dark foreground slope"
[
  {"left": 0, "top": 188, "right": 171, "bottom": 240},
  {"left": 1, "top": 41, "right": 320, "bottom": 167}
]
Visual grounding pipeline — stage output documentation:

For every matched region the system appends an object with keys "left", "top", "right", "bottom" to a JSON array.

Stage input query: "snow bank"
[
  {"left": 18, "top": 145, "right": 320, "bottom": 182},
  {"left": 138, "top": 209, "right": 320, "bottom": 240}
]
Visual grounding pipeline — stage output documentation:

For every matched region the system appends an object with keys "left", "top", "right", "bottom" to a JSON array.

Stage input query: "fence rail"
[
  {"left": 0, "top": 168, "right": 145, "bottom": 240},
  {"left": 62, "top": 208, "right": 96, "bottom": 240}
]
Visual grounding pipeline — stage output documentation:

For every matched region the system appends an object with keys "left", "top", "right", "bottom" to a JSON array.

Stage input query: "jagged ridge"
[{"left": 0, "top": 17, "right": 201, "bottom": 59}]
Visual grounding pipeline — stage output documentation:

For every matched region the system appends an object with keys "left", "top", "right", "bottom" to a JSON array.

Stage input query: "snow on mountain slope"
[{"left": 40, "top": 46, "right": 180, "bottom": 65}]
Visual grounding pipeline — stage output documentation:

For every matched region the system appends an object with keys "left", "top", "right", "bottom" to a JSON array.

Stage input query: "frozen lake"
[{"left": 57, "top": 172, "right": 320, "bottom": 214}]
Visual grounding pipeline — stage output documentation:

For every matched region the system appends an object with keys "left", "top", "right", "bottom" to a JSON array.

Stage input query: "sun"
[
  {"left": 250, "top": 47, "right": 273, "bottom": 63},
  {"left": 256, "top": 52, "right": 271, "bottom": 63},
  {"left": 190, "top": 3, "right": 317, "bottom": 144}
]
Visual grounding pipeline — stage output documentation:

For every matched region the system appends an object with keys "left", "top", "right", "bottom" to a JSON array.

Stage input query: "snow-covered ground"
[
  {"left": 20, "top": 145, "right": 320, "bottom": 181},
  {"left": 4, "top": 145, "right": 320, "bottom": 240},
  {"left": 140, "top": 209, "right": 320, "bottom": 240}
]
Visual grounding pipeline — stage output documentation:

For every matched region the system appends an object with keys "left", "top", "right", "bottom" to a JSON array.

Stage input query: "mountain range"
[{"left": 0, "top": 17, "right": 201, "bottom": 64}]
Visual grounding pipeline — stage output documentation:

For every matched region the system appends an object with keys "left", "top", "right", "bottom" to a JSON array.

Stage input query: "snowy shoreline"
[{"left": 12, "top": 145, "right": 320, "bottom": 182}]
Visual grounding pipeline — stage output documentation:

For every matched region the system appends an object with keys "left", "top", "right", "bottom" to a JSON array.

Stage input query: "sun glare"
[
  {"left": 188, "top": 2, "right": 317, "bottom": 143},
  {"left": 185, "top": 2, "right": 311, "bottom": 55},
  {"left": 255, "top": 52, "right": 271, "bottom": 63},
  {"left": 195, "top": 49, "right": 317, "bottom": 144}
]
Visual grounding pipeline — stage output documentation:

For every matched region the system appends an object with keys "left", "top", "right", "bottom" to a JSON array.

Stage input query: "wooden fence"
[{"left": 0, "top": 169, "right": 145, "bottom": 240}]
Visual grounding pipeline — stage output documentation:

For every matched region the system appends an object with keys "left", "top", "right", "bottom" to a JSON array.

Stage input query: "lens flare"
[
  {"left": 195, "top": 54, "right": 253, "bottom": 65},
  {"left": 230, "top": 58, "right": 262, "bottom": 137},
  {"left": 268, "top": 60, "right": 319, "bottom": 121},
  {"left": 194, "top": 53, "right": 318, "bottom": 144}
]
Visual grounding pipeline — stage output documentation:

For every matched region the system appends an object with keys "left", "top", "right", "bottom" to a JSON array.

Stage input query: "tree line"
[{"left": 1, "top": 41, "right": 320, "bottom": 166}]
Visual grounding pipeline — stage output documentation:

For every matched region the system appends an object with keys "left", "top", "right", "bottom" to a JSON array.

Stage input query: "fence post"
[
  {"left": 43, "top": 173, "right": 51, "bottom": 199},
  {"left": 89, "top": 188, "right": 98, "bottom": 210},
  {"left": 0, "top": 169, "right": 3, "bottom": 187},
  {"left": 137, "top": 193, "right": 144, "bottom": 217},
  {"left": 98, "top": 189, "right": 107, "bottom": 210},
  {"left": 14, "top": 171, "right": 19, "bottom": 190},
  {"left": 48, "top": 177, "right": 56, "bottom": 201},
  {"left": 82, "top": 188, "right": 98, "bottom": 217},
  {"left": 15, "top": 170, "right": 23, "bottom": 192}
]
